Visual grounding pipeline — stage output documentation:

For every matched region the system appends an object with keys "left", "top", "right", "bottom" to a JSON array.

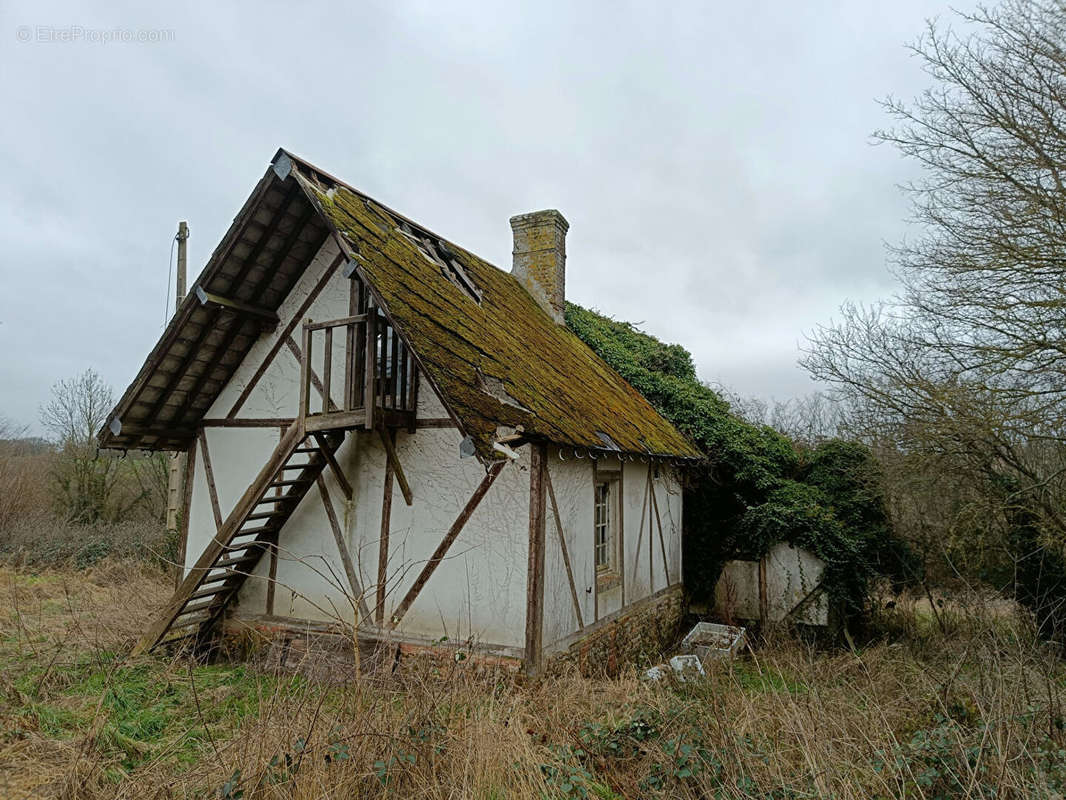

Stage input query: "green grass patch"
[{"left": 4, "top": 649, "right": 301, "bottom": 771}]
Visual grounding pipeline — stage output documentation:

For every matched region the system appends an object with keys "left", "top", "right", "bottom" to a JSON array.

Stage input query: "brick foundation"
[
  {"left": 218, "top": 615, "right": 523, "bottom": 680},
  {"left": 214, "top": 586, "right": 684, "bottom": 680},
  {"left": 545, "top": 584, "right": 685, "bottom": 677}
]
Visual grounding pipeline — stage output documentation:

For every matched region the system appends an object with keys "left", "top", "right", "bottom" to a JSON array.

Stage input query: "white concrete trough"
[
  {"left": 644, "top": 654, "right": 706, "bottom": 682},
  {"left": 681, "top": 621, "right": 747, "bottom": 661}
]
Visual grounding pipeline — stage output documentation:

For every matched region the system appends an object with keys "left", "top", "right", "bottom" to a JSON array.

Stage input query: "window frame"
[{"left": 593, "top": 475, "right": 620, "bottom": 574}]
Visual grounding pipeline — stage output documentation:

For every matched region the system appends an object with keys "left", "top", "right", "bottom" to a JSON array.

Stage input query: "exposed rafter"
[{"left": 195, "top": 287, "right": 279, "bottom": 324}]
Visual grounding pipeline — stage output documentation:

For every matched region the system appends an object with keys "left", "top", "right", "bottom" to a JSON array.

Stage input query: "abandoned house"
[{"left": 99, "top": 149, "right": 701, "bottom": 674}]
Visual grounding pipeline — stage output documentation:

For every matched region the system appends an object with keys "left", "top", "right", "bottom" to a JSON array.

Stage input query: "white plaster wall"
[
  {"left": 621, "top": 460, "right": 681, "bottom": 604},
  {"left": 542, "top": 453, "right": 684, "bottom": 654},
  {"left": 766, "top": 543, "right": 828, "bottom": 625},
  {"left": 541, "top": 451, "right": 595, "bottom": 647},
  {"left": 229, "top": 386, "right": 531, "bottom": 648},
  {"left": 182, "top": 229, "right": 530, "bottom": 649},
  {"left": 207, "top": 237, "right": 350, "bottom": 419},
  {"left": 182, "top": 233, "right": 683, "bottom": 653},
  {"left": 185, "top": 426, "right": 281, "bottom": 576},
  {"left": 714, "top": 543, "right": 828, "bottom": 625}
]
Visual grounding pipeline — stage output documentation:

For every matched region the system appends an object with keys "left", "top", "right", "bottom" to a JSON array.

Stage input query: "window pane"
[{"left": 594, "top": 482, "right": 611, "bottom": 568}]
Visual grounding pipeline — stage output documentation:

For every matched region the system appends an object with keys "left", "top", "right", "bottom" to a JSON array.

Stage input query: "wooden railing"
[{"left": 299, "top": 307, "right": 416, "bottom": 431}]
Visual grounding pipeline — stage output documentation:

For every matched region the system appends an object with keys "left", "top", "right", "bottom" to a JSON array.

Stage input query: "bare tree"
[
  {"left": 718, "top": 388, "right": 846, "bottom": 446},
  {"left": 39, "top": 368, "right": 161, "bottom": 523},
  {"left": 803, "top": 1, "right": 1066, "bottom": 635}
]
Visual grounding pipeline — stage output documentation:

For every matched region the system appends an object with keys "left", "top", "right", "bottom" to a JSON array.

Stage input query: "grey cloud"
[{"left": 0, "top": 0, "right": 974, "bottom": 433}]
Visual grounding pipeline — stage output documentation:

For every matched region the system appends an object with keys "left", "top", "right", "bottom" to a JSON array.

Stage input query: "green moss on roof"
[{"left": 309, "top": 180, "right": 699, "bottom": 462}]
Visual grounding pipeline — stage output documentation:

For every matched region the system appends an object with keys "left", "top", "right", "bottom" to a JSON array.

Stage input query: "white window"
[{"left": 594, "top": 480, "right": 617, "bottom": 571}]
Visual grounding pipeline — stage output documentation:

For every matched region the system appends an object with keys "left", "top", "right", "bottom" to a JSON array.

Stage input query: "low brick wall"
[
  {"left": 216, "top": 589, "right": 684, "bottom": 680},
  {"left": 546, "top": 584, "right": 685, "bottom": 677},
  {"left": 218, "top": 615, "right": 523, "bottom": 680}
]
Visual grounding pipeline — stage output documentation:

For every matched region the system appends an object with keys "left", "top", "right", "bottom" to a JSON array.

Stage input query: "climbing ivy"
[{"left": 565, "top": 303, "right": 906, "bottom": 624}]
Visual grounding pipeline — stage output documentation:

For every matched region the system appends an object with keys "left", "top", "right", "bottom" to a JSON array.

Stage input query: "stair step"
[
  {"left": 168, "top": 613, "right": 213, "bottom": 630},
  {"left": 246, "top": 510, "right": 284, "bottom": 521},
  {"left": 213, "top": 554, "right": 259, "bottom": 571},
  {"left": 136, "top": 425, "right": 352, "bottom": 655},
  {"left": 178, "top": 599, "right": 219, "bottom": 616},
  {"left": 254, "top": 496, "right": 295, "bottom": 506},
  {"left": 189, "top": 586, "right": 228, "bottom": 601},
  {"left": 232, "top": 525, "right": 275, "bottom": 538},
  {"left": 158, "top": 629, "right": 199, "bottom": 646}
]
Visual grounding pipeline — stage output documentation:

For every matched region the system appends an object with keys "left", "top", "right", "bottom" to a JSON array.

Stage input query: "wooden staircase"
[{"left": 132, "top": 423, "right": 346, "bottom": 655}]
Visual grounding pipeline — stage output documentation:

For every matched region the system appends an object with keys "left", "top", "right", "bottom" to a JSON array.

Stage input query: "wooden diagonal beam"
[
  {"left": 197, "top": 428, "right": 223, "bottom": 530},
  {"left": 317, "top": 475, "right": 371, "bottom": 622},
  {"left": 375, "top": 429, "right": 395, "bottom": 626},
  {"left": 545, "top": 468, "right": 584, "bottom": 630},
  {"left": 227, "top": 253, "right": 345, "bottom": 418},
  {"left": 387, "top": 461, "right": 506, "bottom": 629},
  {"left": 195, "top": 287, "right": 279, "bottom": 323},
  {"left": 649, "top": 474, "right": 670, "bottom": 586},
  {"left": 378, "top": 427, "right": 412, "bottom": 506},
  {"left": 285, "top": 336, "right": 339, "bottom": 413},
  {"left": 312, "top": 432, "right": 352, "bottom": 501},
  {"left": 631, "top": 468, "right": 650, "bottom": 587}
]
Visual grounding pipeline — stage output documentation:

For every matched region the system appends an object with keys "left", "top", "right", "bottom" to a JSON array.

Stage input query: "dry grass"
[{"left": 2, "top": 563, "right": 1065, "bottom": 799}]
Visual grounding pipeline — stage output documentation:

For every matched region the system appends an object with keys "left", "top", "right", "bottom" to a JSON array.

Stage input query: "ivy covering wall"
[{"left": 565, "top": 304, "right": 908, "bottom": 622}]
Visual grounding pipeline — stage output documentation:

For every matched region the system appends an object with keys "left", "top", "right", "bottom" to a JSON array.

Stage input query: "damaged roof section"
[{"left": 289, "top": 154, "right": 699, "bottom": 461}]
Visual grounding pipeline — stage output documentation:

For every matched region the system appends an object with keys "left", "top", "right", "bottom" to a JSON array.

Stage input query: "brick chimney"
[{"left": 510, "top": 209, "right": 569, "bottom": 324}]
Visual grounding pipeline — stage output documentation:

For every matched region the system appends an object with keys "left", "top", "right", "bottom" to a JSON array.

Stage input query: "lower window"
[{"left": 594, "top": 479, "right": 618, "bottom": 572}]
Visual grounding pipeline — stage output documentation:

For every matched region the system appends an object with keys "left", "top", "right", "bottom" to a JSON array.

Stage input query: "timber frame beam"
[
  {"left": 524, "top": 442, "right": 548, "bottom": 676},
  {"left": 195, "top": 287, "right": 279, "bottom": 325},
  {"left": 545, "top": 468, "right": 584, "bottom": 630},
  {"left": 378, "top": 427, "right": 413, "bottom": 506},
  {"left": 387, "top": 461, "right": 506, "bottom": 629}
]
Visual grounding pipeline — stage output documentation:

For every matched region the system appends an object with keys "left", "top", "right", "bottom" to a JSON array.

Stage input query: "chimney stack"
[{"left": 510, "top": 209, "right": 569, "bottom": 324}]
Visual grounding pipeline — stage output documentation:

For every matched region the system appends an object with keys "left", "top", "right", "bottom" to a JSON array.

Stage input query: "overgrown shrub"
[
  {"left": 566, "top": 304, "right": 908, "bottom": 623},
  {"left": 0, "top": 512, "right": 175, "bottom": 569}
]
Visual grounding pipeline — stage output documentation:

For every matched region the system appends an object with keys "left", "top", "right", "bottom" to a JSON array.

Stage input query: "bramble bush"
[{"left": 566, "top": 304, "right": 912, "bottom": 623}]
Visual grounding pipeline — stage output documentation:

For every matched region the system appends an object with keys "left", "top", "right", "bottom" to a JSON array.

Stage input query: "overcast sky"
[{"left": 0, "top": 0, "right": 977, "bottom": 436}]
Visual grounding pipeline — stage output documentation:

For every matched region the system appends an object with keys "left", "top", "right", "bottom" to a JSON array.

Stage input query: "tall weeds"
[{"left": 2, "top": 561, "right": 1064, "bottom": 799}]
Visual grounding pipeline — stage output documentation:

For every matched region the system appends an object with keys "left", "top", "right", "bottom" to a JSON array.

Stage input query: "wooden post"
[
  {"left": 647, "top": 467, "right": 654, "bottom": 593},
  {"left": 318, "top": 475, "right": 371, "bottom": 622},
  {"left": 758, "top": 555, "right": 769, "bottom": 623},
  {"left": 299, "top": 320, "right": 312, "bottom": 424},
  {"left": 322, "top": 327, "right": 333, "bottom": 414},
  {"left": 198, "top": 427, "right": 224, "bottom": 530},
  {"left": 166, "top": 221, "right": 190, "bottom": 563},
  {"left": 365, "top": 308, "right": 376, "bottom": 430},
  {"left": 650, "top": 473, "right": 670, "bottom": 585},
  {"left": 375, "top": 429, "right": 395, "bottom": 626},
  {"left": 524, "top": 443, "right": 547, "bottom": 676},
  {"left": 618, "top": 461, "right": 625, "bottom": 606},
  {"left": 174, "top": 434, "right": 197, "bottom": 588},
  {"left": 175, "top": 220, "right": 188, "bottom": 303}
]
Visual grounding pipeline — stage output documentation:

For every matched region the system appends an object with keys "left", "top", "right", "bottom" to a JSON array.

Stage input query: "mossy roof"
[{"left": 288, "top": 153, "right": 699, "bottom": 461}]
